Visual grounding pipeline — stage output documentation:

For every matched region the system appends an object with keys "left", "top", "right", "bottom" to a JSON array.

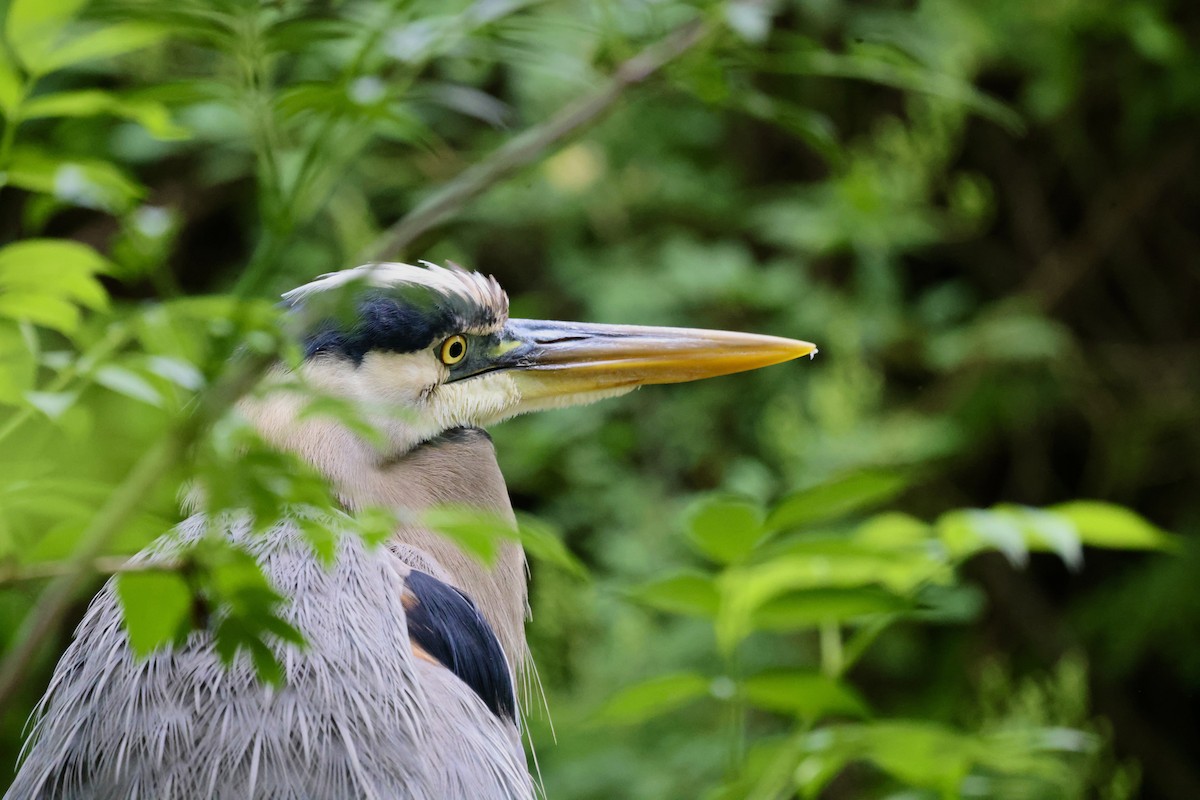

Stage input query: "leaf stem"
[{"left": 819, "top": 620, "right": 843, "bottom": 677}]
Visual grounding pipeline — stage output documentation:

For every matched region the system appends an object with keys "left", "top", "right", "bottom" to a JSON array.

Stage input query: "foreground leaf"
[
  {"left": 596, "top": 672, "right": 711, "bottom": 725},
  {"left": 116, "top": 569, "right": 191, "bottom": 656}
]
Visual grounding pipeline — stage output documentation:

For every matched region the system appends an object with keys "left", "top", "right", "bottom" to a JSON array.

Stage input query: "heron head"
[{"left": 283, "top": 262, "right": 816, "bottom": 455}]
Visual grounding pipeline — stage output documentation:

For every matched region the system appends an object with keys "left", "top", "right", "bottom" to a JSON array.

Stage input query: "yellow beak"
[{"left": 497, "top": 319, "right": 816, "bottom": 402}]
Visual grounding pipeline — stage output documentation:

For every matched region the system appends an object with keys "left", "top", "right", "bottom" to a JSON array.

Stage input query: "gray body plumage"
[{"left": 6, "top": 513, "right": 532, "bottom": 800}]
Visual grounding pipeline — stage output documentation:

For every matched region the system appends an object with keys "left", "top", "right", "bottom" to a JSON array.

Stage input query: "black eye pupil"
[{"left": 449, "top": 341, "right": 463, "bottom": 358}]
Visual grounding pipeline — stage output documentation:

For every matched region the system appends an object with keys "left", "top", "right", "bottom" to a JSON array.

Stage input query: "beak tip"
[{"left": 771, "top": 338, "right": 818, "bottom": 364}]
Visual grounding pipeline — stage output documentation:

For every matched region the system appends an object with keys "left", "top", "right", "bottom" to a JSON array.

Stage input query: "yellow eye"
[{"left": 439, "top": 335, "right": 468, "bottom": 365}]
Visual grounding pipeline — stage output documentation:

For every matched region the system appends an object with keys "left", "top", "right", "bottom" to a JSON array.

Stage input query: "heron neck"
[{"left": 236, "top": 386, "right": 530, "bottom": 676}]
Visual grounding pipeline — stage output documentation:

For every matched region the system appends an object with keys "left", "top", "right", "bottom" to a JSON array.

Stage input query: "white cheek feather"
[
  {"left": 355, "top": 351, "right": 444, "bottom": 407},
  {"left": 430, "top": 372, "right": 523, "bottom": 430}
]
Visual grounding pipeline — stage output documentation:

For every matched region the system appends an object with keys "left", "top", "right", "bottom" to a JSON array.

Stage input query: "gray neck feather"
[{"left": 237, "top": 390, "right": 530, "bottom": 678}]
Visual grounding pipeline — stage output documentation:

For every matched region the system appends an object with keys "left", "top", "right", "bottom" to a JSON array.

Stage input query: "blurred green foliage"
[{"left": 0, "top": 0, "right": 1197, "bottom": 798}]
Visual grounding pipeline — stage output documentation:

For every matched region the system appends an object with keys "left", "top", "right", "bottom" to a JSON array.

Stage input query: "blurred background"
[{"left": 0, "top": 0, "right": 1197, "bottom": 798}]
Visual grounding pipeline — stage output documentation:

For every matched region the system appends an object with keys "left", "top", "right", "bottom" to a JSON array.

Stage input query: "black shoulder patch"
[{"left": 403, "top": 571, "right": 516, "bottom": 722}]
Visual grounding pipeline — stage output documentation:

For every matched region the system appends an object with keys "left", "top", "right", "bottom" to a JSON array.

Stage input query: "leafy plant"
[{"left": 597, "top": 474, "right": 1168, "bottom": 798}]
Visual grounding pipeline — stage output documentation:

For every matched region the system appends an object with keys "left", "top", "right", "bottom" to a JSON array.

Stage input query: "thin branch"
[
  {"left": 359, "top": 18, "right": 710, "bottom": 263},
  {"left": 0, "top": 556, "right": 180, "bottom": 584},
  {"left": 0, "top": 351, "right": 274, "bottom": 710}
]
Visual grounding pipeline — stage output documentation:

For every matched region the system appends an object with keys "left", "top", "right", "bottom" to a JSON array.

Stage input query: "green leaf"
[
  {"left": 22, "top": 89, "right": 187, "bottom": 139},
  {"left": 1005, "top": 505, "right": 1083, "bottom": 569},
  {"left": 516, "top": 513, "right": 586, "bottom": 577},
  {"left": 143, "top": 355, "right": 204, "bottom": 391},
  {"left": 716, "top": 549, "right": 948, "bottom": 654},
  {"left": 686, "top": 497, "right": 764, "bottom": 563},
  {"left": 93, "top": 364, "right": 163, "bottom": 406},
  {"left": 853, "top": 512, "right": 933, "bottom": 549},
  {"left": 742, "top": 670, "right": 870, "bottom": 721},
  {"left": 116, "top": 569, "right": 192, "bottom": 656},
  {"left": 1050, "top": 501, "right": 1175, "bottom": 551},
  {"left": 24, "top": 389, "right": 77, "bottom": 419},
  {"left": 422, "top": 505, "right": 519, "bottom": 565},
  {"left": 6, "top": 149, "right": 144, "bottom": 212},
  {"left": 936, "top": 508, "right": 1029, "bottom": 565},
  {"left": 39, "top": 23, "right": 167, "bottom": 74},
  {"left": 5, "top": 0, "right": 89, "bottom": 70},
  {"left": 0, "top": 54, "right": 23, "bottom": 116},
  {"left": 0, "top": 321, "right": 35, "bottom": 405},
  {"left": 964, "top": 509, "right": 1028, "bottom": 566},
  {"left": 768, "top": 471, "right": 908, "bottom": 531},
  {"left": 795, "top": 721, "right": 1094, "bottom": 796},
  {"left": 297, "top": 516, "right": 338, "bottom": 566},
  {"left": 596, "top": 672, "right": 711, "bottom": 725},
  {"left": 798, "top": 720, "right": 973, "bottom": 793},
  {"left": 752, "top": 587, "right": 909, "bottom": 630},
  {"left": 350, "top": 506, "right": 399, "bottom": 549},
  {"left": 0, "top": 293, "right": 80, "bottom": 333},
  {"left": 911, "top": 583, "right": 987, "bottom": 624},
  {"left": 630, "top": 571, "right": 719, "bottom": 619},
  {"left": 0, "top": 239, "right": 112, "bottom": 333}
]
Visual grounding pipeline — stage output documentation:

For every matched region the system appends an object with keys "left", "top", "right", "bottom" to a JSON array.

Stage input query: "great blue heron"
[{"left": 5, "top": 263, "right": 816, "bottom": 799}]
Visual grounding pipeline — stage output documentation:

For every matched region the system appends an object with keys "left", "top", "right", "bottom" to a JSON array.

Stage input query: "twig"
[
  {"left": 0, "top": 351, "right": 273, "bottom": 710},
  {"left": 0, "top": 556, "right": 180, "bottom": 584},
  {"left": 359, "top": 18, "right": 710, "bottom": 263}
]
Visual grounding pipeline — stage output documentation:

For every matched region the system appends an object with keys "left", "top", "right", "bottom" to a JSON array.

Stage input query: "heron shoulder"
[{"left": 402, "top": 570, "right": 517, "bottom": 724}]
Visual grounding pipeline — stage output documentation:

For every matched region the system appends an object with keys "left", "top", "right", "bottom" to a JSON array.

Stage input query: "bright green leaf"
[
  {"left": 0, "top": 321, "right": 35, "bottom": 405},
  {"left": 24, "top": 389, "right": 77, "bottom": 419},
  {"left": 22, "top": 89, "right": 187, "bottom": 139},
  {"left": 964, "top": 509, "right": 1027, "bottom": 566},
  {"left": 6, "top": 0, "right": 89, "bottom": 72},
  {"left": 596, "top": 672, "right": 711, "bottom": 725},
  {"left": 0, "top": 240, "right": 112, "bottom": 334},
  {"left": 687, "top": 497, "right": 764, "bottom": 563},
  {"left": 853, "top": 512, "right": 933, "bottom": 549},
  {"left": 6, "top": 148, "right": 144, "bottom": 211},
  {"left": 1007, "top": 505, "right": 1083, "bottom": 569},
  {"left": 39, "top": 23, "right": 167, "bottom": 74},
  {"left": 752, "top": 587, "right": 910, "bottom": 630},
  {"left": 144, "top": 355, "right": 204, "bottom": 391},
  {"left": 94, "top": 364, "right": 163, "bottom": 406},
  {"left": 0, "top": 55, "right": 23, "bottom": 116},
  {"left": 630, "top": 571, "right": 719, "bottom": 619},
  {"left": 516, "top": 513, "right": 586, "bottom": 578},
  {"left": 0, "top": 292, "right": 80, "bottom": 333},
  {"left": 422, "top": 505, "right": 519, "bottom": 565},
  {"left": 298, "top": 517, "right": 338, "bottom": 567},
  {"left": 768, "top": 471, "right": 908, "bottom": 531},
  {"left": 116, "top": 569, "right": 192, "bottom": 656},
  {"left": 1050, "top": 501, "right": 1175, "bottom": 551},
  {"left": 717, "top": 550, "right": 948, "bottom": 654},
  {"left": 743, "top": 670, "right": 870, "bottom": 721},
  {"left": 937, "top": 508, "right": 1029, "bottom": 565}
]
